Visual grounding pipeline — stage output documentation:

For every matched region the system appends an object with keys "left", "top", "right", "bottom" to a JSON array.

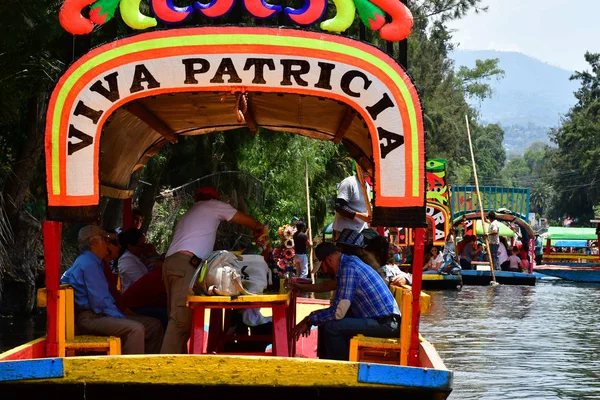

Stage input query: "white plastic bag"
[
  {"left": 189, "top": 251, "right": 251, "bottom": 296},
  {"left": 238, "top": 254, "right": 272, "bottom": 294}
]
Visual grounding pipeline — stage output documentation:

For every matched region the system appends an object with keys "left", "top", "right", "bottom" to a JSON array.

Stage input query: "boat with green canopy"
[{"left": 534, "top": 226, "right": 600, "bottom": 282}]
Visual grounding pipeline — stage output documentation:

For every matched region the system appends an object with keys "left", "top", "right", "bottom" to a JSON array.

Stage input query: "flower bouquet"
[{"left": 272, "top": 224, "right": 296, "bottom": 275}]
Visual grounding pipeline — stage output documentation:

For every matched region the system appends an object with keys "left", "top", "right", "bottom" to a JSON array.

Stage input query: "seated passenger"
[
  {"left": 440, "top": 228, "right": 461, "bottom": 274},
  {"left": 423, "top": 246, "right": 443, "bottom": 273},
  {"left": 293, "top": 243, "right": 400, "bottom": 361},
  {"left": 364, "top": 235, "right": 412, "bottom": 286},
  {"left": 61, "top": 225, "right": 163, "bottom": 354},
  {"left": 508, "top": 247, "right": 522, "bottom": 272},
  {"left": 499, "top": 237, "right": 510, "bottom": 271},
  {"left": 117, "top": 228, "right": 151, "bottom": 292},
  {"left": 460, "top": 235, "right": 481, "bottom": 270}
]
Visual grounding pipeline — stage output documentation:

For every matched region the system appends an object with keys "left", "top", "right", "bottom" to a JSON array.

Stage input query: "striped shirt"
[{"left": 309, "top": 254, "right": 400, "bottom": 326}]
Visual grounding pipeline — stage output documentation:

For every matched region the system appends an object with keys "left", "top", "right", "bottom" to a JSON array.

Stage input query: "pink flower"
[{"left": 283, "top": 248, "right": 295, "bottom": 259}]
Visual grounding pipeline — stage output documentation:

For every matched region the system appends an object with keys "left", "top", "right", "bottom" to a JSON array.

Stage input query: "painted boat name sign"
[
  {"left": 70, "top": 56, "right": 404, "bottom": 160},
  {"left": 46, "top": 28, "right": 424, "bottom": 221}
]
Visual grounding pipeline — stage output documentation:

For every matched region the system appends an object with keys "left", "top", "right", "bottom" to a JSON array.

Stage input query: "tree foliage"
[{"left": 547, "top": 52, "right": 600, "bottom": 220}]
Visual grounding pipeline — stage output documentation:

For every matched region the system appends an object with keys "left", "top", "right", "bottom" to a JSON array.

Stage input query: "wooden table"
[{"left": 187, "top": 293, "right": 293, "bottom": 357}]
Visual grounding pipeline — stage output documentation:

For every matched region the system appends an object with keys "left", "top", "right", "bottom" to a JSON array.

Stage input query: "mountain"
[{"left": 450, "top": 50, "right": 580, "bottom": 154}]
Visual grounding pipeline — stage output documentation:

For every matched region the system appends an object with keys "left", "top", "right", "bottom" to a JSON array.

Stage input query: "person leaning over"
[
  {"left": 293, "top": 242, "right": 400, "bottom": 361},
  {"left": 61, "top": 225, "right": 163, "bottom": 354},
  {"left": 160, "top": 186, "right": 267, "bottom": 354}
]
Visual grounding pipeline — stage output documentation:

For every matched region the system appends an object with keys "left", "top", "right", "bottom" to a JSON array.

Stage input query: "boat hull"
[
  {"left": 421, "top": 274, "right": 463, "bottom": 290},
  {"left": 0, "top": 353, "right": 452, "bottom": 399},
  {"left": 534, "top": 265, "right": 600, "bottom": 283},
  {"left": 461, "top": 270, "right": 536, "bottom": 286}
]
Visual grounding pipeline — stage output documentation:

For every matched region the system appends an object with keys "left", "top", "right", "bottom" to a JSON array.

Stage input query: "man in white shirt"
[
  {"left": 160, "top": 186, "right": 267, "bottom": 354},
  {"left": 332, "top": 174, "right": 371, "bottom": 240},
  {"left": 487, "top": 211, "right": 500, "bottom": 270}
]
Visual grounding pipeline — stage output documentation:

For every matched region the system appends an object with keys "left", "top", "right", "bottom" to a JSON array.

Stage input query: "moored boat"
[{"left": 533, "top": 226, "right": 600, "bottom": 282}]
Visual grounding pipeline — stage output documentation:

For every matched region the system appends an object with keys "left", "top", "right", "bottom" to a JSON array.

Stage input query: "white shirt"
[
  {"left": 498, "top": 243, "right": 509, "bottom": 264},
  {"left": 166, "top": 199, "right": 238, "bottom": 259},
  {"left": 118, "top": 250, "right": 148, "bottom": 292},
  {"left": 443, "top": 235, "right": 455, "bottom": 255},
  {"left": 333, "top": 175, "right": 369, "bottom": 232},
  {"left": 488, "top": 220, "right": 500, "bottom": 245}
]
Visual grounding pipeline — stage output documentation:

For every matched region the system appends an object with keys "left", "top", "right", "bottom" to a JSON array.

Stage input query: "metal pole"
[{"left": 465, "top": 115, "right": 497, "bottom": 284}]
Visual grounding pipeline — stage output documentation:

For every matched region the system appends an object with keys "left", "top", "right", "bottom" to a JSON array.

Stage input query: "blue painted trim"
[
  {"left": 0, "top": 358, "right": 64, "bottom": 382},
  {"left": 461, "top": 270, "right": 535, "bottom": 279},
  {"left": 358, "top": 363, "right": 452, "bottom": 390}
]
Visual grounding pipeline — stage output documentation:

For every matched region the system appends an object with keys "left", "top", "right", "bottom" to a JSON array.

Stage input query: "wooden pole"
[
  {"left": 355, "top": 163, "right": 372, "bottom": 218},
  {"left": 305, "top": 160, "right": 315, "bottom": 283},
  {"left": 465, "top": 115, "right": 497, "bottom": 284}
]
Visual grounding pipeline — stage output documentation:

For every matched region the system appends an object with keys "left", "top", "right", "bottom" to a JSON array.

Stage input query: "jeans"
[
  {"left": 441, "top": 253, "right": 461, "bottom": 273},
  {"left": 294, "top": 254, "right": 309, "bottom": 278},
  {"left": 490, "top": 243, "right": 500, "bottom": 270},
  {"left": 317, "top": 317, "right": 399, "bottom": 360}
]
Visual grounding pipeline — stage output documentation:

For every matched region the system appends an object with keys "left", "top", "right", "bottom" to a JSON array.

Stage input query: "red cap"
[{"left": 195, "top": 186, "right": 220, "bottom": 202}]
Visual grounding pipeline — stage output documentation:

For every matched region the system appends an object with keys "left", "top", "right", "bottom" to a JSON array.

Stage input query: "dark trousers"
[
  {"left": 317, "top": 317, "right": 399, "bottom": 361},
  {"left": 460, "top": 258, "right": 472, "bottom": 270}
]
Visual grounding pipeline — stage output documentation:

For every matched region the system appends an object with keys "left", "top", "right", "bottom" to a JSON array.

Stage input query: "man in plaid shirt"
[{"left": 293, "top": 242, "right": 400, "bottom": 360}]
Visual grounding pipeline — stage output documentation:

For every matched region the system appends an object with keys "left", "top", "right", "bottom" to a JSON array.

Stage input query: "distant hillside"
[{"left": 450, "top": 50, "right": 580, "bottom": 153}]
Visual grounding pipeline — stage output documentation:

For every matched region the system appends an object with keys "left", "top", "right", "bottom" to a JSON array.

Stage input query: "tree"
[{"left": 549, "top": 52, "right": 600, "bottom": 220}]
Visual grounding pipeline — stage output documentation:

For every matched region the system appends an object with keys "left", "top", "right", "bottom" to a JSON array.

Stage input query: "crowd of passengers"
[{"left": 60, "top": 182, "right": 408, "bottom": 360}]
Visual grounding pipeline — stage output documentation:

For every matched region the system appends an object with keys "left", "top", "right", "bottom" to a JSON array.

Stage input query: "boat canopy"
[
  {"left": 472, "top": 220, "right": 515, "bottom": 237},
  {"left": 546, "top": 227, "right": 597, "bottom": 240}
]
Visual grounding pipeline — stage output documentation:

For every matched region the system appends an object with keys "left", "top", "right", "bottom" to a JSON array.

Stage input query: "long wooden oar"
[
  {"left": 465, "top": 115, "right": 498, "bottom": 285},
  {"left": 305, "top": 160, "right": 315, "bottom": 283}
]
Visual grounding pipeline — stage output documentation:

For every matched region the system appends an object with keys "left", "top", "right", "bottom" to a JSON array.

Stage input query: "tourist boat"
[
  {"left": 0, "top": 1, "right": 453, "bottom": 398},
  {"left": 453, "top": 209, "right": 537, "bottom": 286},
  {"left": 534, "top": 226, "right": 600, "bottom": 283}
]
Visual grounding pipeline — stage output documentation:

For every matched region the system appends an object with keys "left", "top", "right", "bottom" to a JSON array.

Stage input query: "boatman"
[
  {"left": 487, "top": 211, "right": 500, "bottom": 270},
  {"left": 160, "top": 186, "right": 267, "bottom": 354},
  {"left": 332, "top": 172, "right": 371, "bottom": 241},
  {"left": 292, "top": 242, "right": 400, "bottom": 360}
]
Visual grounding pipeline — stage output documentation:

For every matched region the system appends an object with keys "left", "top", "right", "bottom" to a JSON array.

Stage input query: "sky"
[{"left": 447, "top": 0, "right": 600, "bottom": 72}]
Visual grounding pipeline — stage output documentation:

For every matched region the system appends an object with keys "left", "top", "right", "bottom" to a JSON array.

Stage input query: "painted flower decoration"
[
  {"left": 284, "top": 238, "right": 294, "bottom": 249},
  {"left": 278, "top": 226, "right": 286, "bottom": 237},
  {"left": 277, "top": 259, "right": 285, "bottom": 269},
  {"left": 283, "top": 225, "right": 295, "bottom": 239},
  {"left": 273, "top": 247, "right": 281, "bottom": 259},
  {"left": 283, "top": 248, "right": 295, "bottom": 259}
]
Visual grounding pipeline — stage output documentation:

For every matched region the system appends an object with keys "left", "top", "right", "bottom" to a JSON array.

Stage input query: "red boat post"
[{"left": 43, "top": 221, "right": 62, "bottom": 357}]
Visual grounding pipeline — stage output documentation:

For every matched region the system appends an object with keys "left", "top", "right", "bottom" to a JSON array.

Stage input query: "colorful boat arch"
[{"left": 44, "top": 26, "right": 425, "bottom": 226}]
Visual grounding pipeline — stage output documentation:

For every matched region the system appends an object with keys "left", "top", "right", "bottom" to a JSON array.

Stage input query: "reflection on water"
[
  {"left": 0, "top": 309, "right": 46, "bottom": 352},
  {"left": 421, "top": 281, "right": 600, "bottom": 400},
  {"left": 2, "top": 282, "right": 600, "bottom": 400}
]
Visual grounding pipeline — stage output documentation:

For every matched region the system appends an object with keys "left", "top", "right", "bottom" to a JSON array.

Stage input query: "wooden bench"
[
  {"left": 38, "top": 285, "right": 121, "bottom": 357},
  {"left": 348, "top": 284, "right": 430, "bottom": 365}
]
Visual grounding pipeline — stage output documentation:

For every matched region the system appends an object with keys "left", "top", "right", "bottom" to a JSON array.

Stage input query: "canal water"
[
  {"left": 1, "top": 280, "right": 599, "bottom": 399},
  {"left": 421, "top": 280, "right": 600, "bottom": 399}
]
